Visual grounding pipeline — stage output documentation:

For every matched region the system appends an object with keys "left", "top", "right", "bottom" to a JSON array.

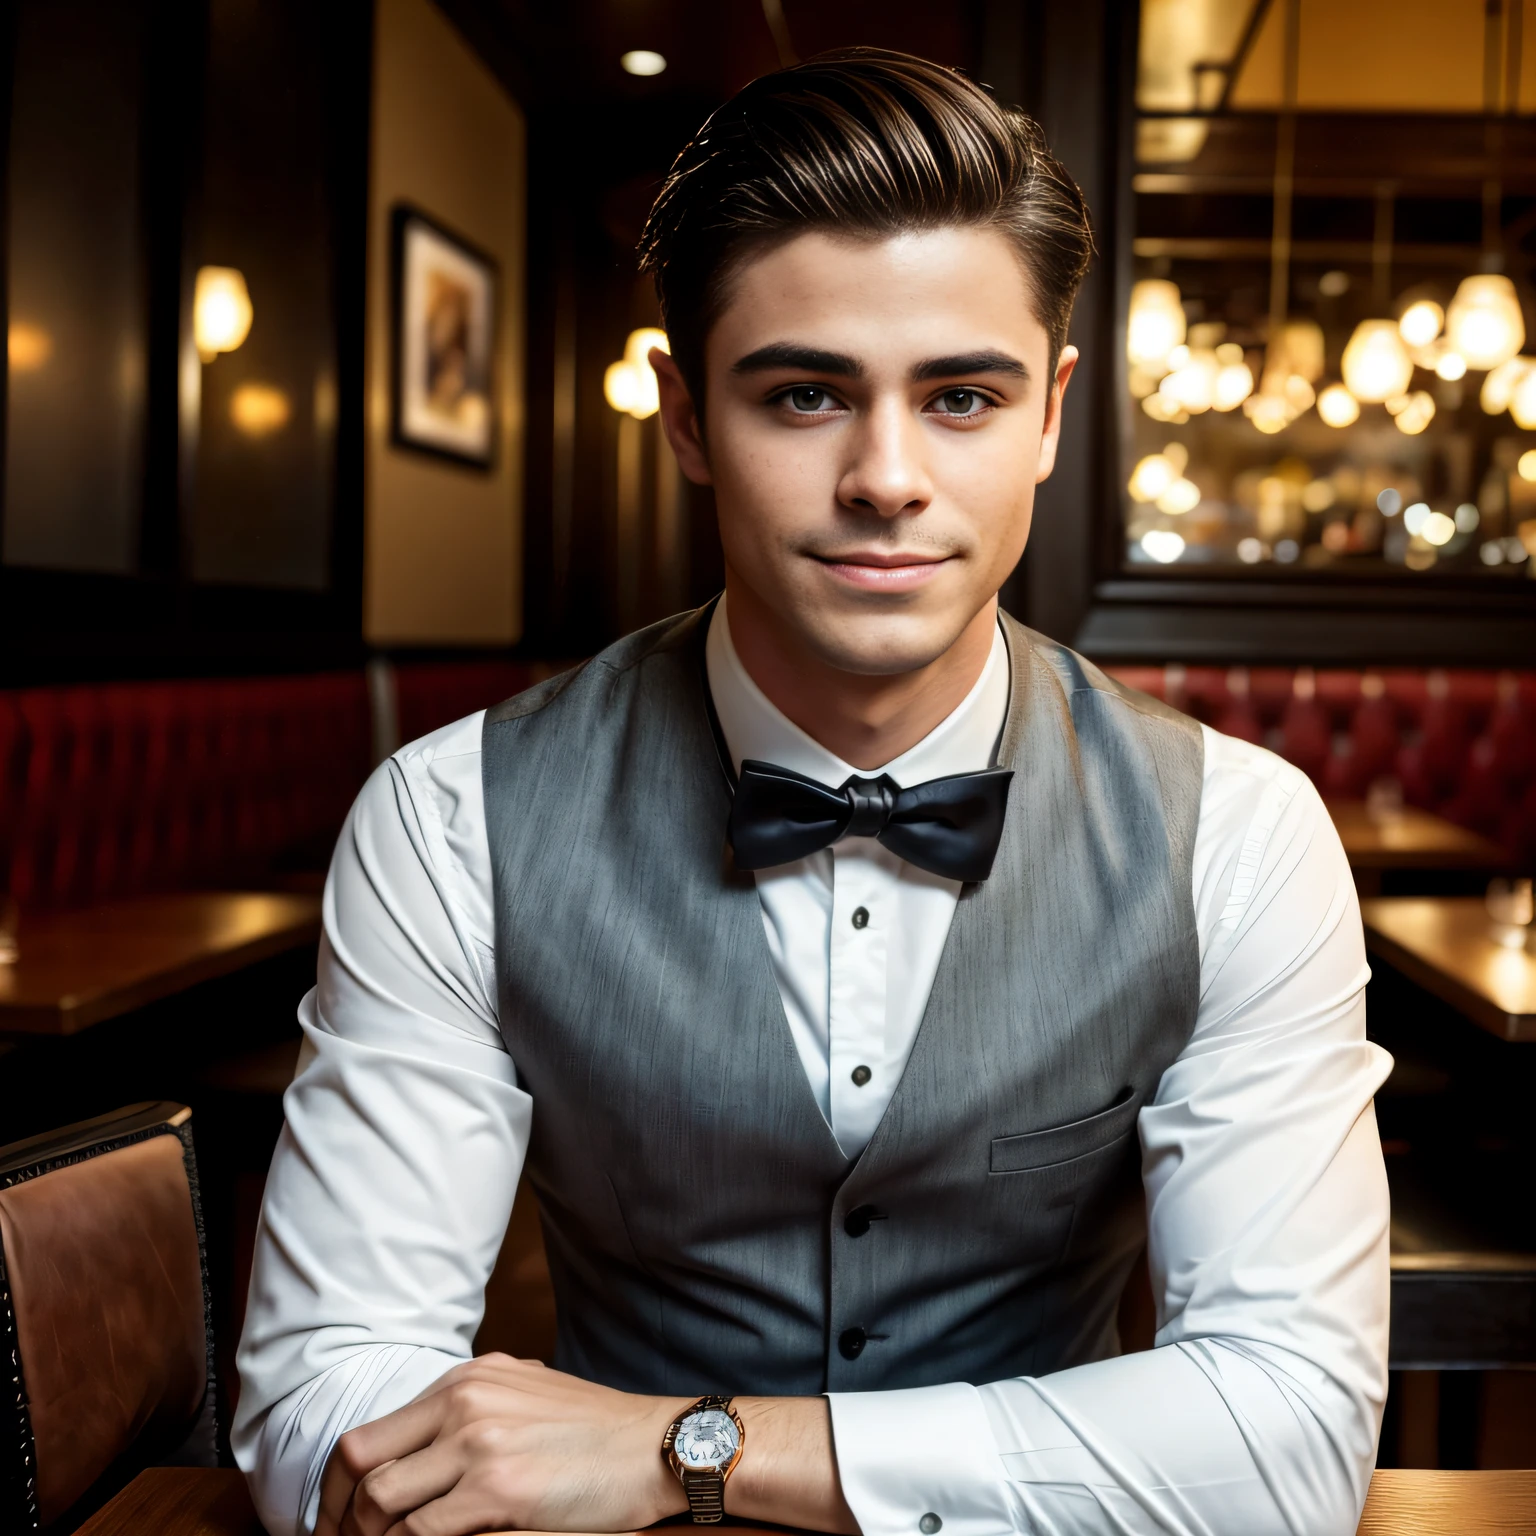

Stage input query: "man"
[{"left": 236, "top": 49, "right": 1391, "bottom": 1536}]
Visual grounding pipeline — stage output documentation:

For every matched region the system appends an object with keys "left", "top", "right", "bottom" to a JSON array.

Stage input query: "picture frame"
[{"left": 390, "top": 204, "right": 498, "bottom": 468}]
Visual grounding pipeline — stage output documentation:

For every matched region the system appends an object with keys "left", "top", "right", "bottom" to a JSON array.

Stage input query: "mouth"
[{"left": 809, "top": 549, "right": 953, "bottom": 592}]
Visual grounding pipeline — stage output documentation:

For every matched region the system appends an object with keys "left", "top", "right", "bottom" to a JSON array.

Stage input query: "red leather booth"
[
  {"left": 1106, "top": 665, "right": 1536, "bottom": 867},
  {"left": 2, "top": 660, "right": 1531, "bottom": 914}
]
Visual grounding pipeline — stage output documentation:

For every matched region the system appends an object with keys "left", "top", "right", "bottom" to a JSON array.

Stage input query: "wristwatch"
[{"left": 661, "top": 1394, "right": 745, "bottom": 1523}]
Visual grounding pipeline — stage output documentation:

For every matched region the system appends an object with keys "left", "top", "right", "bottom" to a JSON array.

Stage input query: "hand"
[{"left": 315, "top": 1353, "right": 689, "bottom": 1536}]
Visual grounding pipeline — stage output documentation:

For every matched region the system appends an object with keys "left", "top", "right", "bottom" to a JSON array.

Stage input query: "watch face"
[{"left": 675, "top": 1408, "right": 739, "bottom": 1469}]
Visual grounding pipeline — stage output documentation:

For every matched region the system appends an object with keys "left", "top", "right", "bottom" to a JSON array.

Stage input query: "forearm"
[{"left": 727, "top": 1397, "right": 860, "bottom": 1534}]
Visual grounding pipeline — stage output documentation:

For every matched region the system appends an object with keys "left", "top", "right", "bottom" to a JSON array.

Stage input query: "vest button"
[
  {"left": 844, "top": 1205, "right": 883, "bottom": 1237},
  {"left": 838, "top": 1326, "right": 867, "bottom": 1359},
  {"left": 851, "top": 1064, "right": 872, "bottom": 1087},
  {"left": 919, "top": 1515, "right": 943, "bottom": 1534},
  {"left": 851, "top": 906, "right": 869, "bottom": 929}
]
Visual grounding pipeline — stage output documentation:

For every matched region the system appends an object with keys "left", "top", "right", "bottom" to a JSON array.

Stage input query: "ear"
[
  {"left": 1033, "top": 345, "right": 1079, "bottom": 484},
  {"left": 652, "top": 349, "right": 712, "bottom": 486}
]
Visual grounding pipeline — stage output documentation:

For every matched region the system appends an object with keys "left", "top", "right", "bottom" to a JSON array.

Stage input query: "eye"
[
  {"left": 782, "top": 386, "right": 835, "bottom": 413},
  {"left": 932, "top": 388, "right": 988, "bottom": 417}
]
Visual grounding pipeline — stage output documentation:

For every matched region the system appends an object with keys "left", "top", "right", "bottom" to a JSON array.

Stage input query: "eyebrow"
[
  {"left": 732, "top": 343, "right": 862, "bottom": 377},
  {"left": 730, "top": 343, "right": 1029, "bottom": 384},
  {"left": 911, "top": 350, "right": 1029, "bottom": 382}
]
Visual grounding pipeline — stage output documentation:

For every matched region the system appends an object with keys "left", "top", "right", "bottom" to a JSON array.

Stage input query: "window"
[{"left": 1125, "top": 0, "right": 1536, "bottom": 580}]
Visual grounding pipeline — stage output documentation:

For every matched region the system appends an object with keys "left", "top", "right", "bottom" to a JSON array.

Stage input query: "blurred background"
[{"left": 2, "top": 0, "right": 1536, "bottom": 1508}]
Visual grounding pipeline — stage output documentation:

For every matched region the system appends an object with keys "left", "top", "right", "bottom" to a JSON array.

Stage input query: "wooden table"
[
  {"left": 72, "top": 1466, "right": 1536, "bottom": 1536},
  {"left": 0, "top": 891, "right": 322, "bottom": 1035},
  {"left": 1327, "top": 801, "right": 1509, "bottom": 894},
  {"left": 1361, "top": 897, "right": 1536, "bottom": 1042}
]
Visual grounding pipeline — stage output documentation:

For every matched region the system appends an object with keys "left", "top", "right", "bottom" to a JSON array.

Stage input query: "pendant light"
[
  {"left": 1341, "top": 320, "right": 1413, "bottom": 402},
  {"left": 1317, "top": 383, "right": 1360, "bottom": 427},
  {"left": 1127, "top": 279, "right": 1186, "bottom": 372},
  {"left": 1444, "top": 274, "right": 1525, "bottom": 371}
]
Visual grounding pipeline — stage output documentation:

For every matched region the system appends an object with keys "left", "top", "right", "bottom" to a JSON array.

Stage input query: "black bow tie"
[{"left": 727, "top": 759, "right": 1014, "bottom": 882}]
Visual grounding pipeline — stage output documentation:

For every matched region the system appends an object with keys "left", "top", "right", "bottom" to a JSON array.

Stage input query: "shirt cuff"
[{"left": 827, "top": 1383, "right": 1018, "bottom": 1536}]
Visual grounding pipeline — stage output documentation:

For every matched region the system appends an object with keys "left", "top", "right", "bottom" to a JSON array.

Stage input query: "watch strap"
[{"left": 682, "top": 1467, "right": 726, "bottom": 1523}]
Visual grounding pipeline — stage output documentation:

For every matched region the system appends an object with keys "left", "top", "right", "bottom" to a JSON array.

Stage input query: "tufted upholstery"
[
  {"left": 0, "top": 674, "right": 371, "bottom": 911},
  {"left": 392, "top": 659, "right": 550, "bottom": 750},
  {"left": 1105, "top": 666, "right": 1536, "bottom": 867},
  {"left": 1, "top": 659, "right": 1529, "bottom": 915}
]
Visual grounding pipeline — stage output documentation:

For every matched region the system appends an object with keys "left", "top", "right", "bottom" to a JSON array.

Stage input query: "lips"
[{"left": 812, "top": 550, "right": 951, "bottom": 590}]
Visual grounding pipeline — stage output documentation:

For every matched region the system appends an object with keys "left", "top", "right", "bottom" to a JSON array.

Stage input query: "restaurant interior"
[{"left": 1, "top": 0, "right": 1534, "bottom": 1531}]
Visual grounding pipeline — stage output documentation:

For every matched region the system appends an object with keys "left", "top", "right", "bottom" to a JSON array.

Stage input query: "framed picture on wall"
[{"left": 391, "top": 205, "right": 498, "bottom": 468}]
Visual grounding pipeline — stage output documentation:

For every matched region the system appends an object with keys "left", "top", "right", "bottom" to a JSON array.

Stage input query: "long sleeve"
[
  {"left": 232, "top": 714, "right": 527, "bottom": 1536},
  {"left": 828, "top": 729, "right": 1393, "bottom": 1536}
]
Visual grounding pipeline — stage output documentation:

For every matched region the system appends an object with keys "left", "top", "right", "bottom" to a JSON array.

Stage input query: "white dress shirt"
[{"left": 234, "top": 601, "right": 1393, "bottom": 1536}]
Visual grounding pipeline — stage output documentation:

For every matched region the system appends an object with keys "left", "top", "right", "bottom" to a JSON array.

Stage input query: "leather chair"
[{"left": 0, "top": 1103, "right": 216, "bottom": 1532}]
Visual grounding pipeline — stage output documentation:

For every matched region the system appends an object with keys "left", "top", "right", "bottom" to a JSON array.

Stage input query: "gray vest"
[{"left": 483, "top": 606, "right": 1203, "bottom": 1396}]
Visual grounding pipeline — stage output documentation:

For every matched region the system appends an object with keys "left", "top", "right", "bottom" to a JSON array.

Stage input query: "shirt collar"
[{"left": 704, "top": 592, "right": 1011, "bottom": 790}]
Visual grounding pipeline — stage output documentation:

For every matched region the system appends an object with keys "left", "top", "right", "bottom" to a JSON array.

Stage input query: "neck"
[{"left": 722, "top": 576, "right": 999, "bottom": 770}]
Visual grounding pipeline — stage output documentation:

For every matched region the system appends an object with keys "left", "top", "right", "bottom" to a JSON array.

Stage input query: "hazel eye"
[
  {"left": 934, "top": 388, "right": 985, "bottom": 416},
  {"left": 785, "top": 386, "right": 833, "bottom": 413}
]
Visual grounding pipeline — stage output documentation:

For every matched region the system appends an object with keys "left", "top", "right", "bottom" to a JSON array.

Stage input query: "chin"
[{"left": 798, "top": 607, "right": 972, "bottom": 678}]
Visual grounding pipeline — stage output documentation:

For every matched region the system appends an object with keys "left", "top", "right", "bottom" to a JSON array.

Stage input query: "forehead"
[{"left": 708, "top": 226, "right": 1047, "bottom": 366}]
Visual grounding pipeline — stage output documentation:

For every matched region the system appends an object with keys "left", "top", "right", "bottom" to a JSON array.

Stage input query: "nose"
[{"left": 835, "top": 395, "right": 933, "bottom": 520}]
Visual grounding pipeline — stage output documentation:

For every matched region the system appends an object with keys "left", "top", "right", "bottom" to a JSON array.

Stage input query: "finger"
[
  {"left": 320, "top": 1395, "right": 448, "bottom": 1534},
  {"left": 344, "top": 1439, "right": 467, "bottom": 1536}
]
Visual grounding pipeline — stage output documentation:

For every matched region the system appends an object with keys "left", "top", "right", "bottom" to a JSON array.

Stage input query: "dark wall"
[{"left": 0, "top": 0, "right": 371, "bottom": 685}]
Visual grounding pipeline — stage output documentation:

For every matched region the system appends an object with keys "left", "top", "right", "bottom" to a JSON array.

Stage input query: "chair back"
[{"left": 0, "top": 1103, "right": 214, "bottom": 1531}]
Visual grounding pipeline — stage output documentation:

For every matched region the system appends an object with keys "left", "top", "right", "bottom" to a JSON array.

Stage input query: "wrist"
[
  {"left": 642, "top": 1396, "right": 696, "bottom": 1524},
  {"left": 726, "top": 1396, "right": 858, "bottom": 1533}
]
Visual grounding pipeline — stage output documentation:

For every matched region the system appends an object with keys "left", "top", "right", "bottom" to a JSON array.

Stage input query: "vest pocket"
[{"left": 989, "top": 1086, "right": 1138, "bottom": 1174}]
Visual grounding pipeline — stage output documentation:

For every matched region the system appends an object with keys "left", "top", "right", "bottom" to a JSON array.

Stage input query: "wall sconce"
[
  {"left": 604, "top": 328, "right": 669, "bottom": 418},
  {"left": 230, "top": 382, "right": 291, "bottom": 437},
  {"left": 194, "top": 266, "right": 253, "bottom": 362}
]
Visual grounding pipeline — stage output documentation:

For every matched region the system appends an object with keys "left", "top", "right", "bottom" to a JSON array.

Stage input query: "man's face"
[{"left": 657, "top": 226, "right": 1076, "bottom": 677}]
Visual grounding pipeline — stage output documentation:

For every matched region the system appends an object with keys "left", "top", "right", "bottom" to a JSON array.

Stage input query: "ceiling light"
[
  {"left": 1510, "top": 367, "right": 1536, "bottom": 430},
  {"left": 621, "top": 50, "right": 667, "bottom": 76},
  {"left": 1434, "top": 351, "right": 1467, "bottom": 381},
  {"left": 1444, "top": 274, "right": 1525, "bottom": 371},
  {"left": 1212, "top": 360, "right": 1254, "bottom": 411},
  {"left": 1398, "top": 300, "right": 1444, "bottom": 348},
  {"left": 1393, "top": 391, "right": 1436, "bottom": 435},
  {"left": 1341, "top": 320, "right": 1413, "bottom": 403},
  {"left": 1403, "top": 502, "right": 1430, "bottom": 535},
  {"left": 1128, "top": 453, "right": 1176, "bottom": 502},
  {"left": 1317, "top": 383, "right": 1360, "bottom": 427},
  {"left": 1421, "top": 510, "right": 1456, "bottom": 546},
  {"left": 1518, "top": 449, "right": 1536, "bottom": 481},
  {"left": 1127, "top": 279, "right": 1186, "bottom": 372},
  {"left": 1481, "top": 356, "right": 1533, "bottom": 414},
  {"left": 1156, "top": 477, "right": 1201, "bottom": 515},
  {"left": 1158, "top": 348, "right": 1217, "bottom": 414},
  {"left": 1140, "top": 529, "right": 1186, "bottom": 563},
  {"left": 7, "top": 321, "right": 52, "bottom": 372}
]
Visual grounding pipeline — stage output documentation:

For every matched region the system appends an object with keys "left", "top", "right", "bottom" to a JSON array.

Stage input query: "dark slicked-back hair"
[{"left": 637, "top": 47, "right": 1094, "bottom": 408}]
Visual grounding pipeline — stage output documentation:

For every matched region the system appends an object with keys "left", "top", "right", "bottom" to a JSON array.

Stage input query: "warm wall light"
[
  {"left": 604, "top": 327, "right": 670, "bottom": 419},
  {"left": 1341, "top": 320, "right": 1413, "bottom": 403},
  {"left": 8, "top": 321, "right": 52, "bottom": 372},
  {"left": 1445, "top": 274, "right": 1525, "bottom": 371},
  {"left": 230, "top": 383, "right": 291, "bottom": 436},
  {"left": 194, "top": 266, "right": 253, "bottom": 362},
  {"left": 620, "top": 49, "right": 667, "bottom": 76},
  {"left": 1317, "top": 383, "right": 1360, "bottom": 427},
  {"left": 1127, "top": 279, "right": 1185, "bottom": 372}
]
